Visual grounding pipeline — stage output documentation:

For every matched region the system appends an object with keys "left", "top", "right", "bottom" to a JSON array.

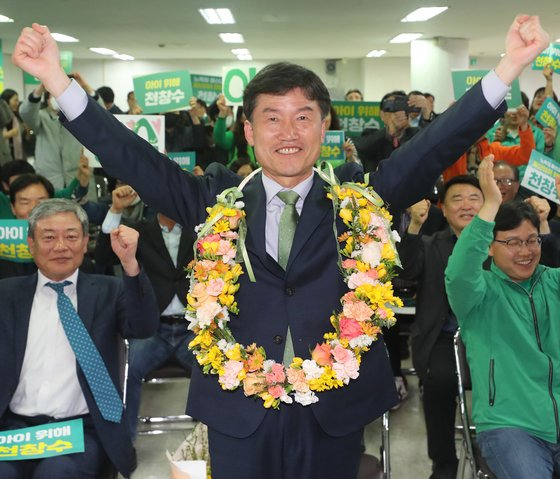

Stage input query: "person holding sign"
[
  {"left": 445, "top": 158, "right": 560, "bottom": 479},
  {"left": 0, "top": 199, "right": 159, "bottom": 478},
  {"left": 11, "top": 15, "right": 550, "bottom": 479}
]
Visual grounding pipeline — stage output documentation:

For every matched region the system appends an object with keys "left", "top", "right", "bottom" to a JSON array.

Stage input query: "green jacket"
[
  {"left": 212, "top": 116, "right": 256, "bottom": 168},
  {"left": 445, "top": 216, "right": 560, "bottom": 443}
]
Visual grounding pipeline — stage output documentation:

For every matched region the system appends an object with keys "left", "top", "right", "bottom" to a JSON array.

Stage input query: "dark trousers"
[
  {"left": 208, "top": 404, "right": 363, "bottom": 479},
  {"left": 421, "top": 333, "right": 458, "bottom": 478},
  {"left": 0, "top": 411, "right": 108, "bottom": 479}
]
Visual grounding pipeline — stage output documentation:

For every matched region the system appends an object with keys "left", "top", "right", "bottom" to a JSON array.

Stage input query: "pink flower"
[
  {"left": 341, "top": 259, "right": 358, "bottom": 269},
  {"left": 287, "top": 368, "right": 310, "bottom": 393},
  {"left": 190, "top": 282, "right": 216, "bottom": 306},
  {"left": 374, "top": 227, "right": 388, "bottom": 243},
  {"left": 265, "top": 363, "right": 286, "bottom": 384},
  {"left": 331, "top": 344, "right": 353, "bottom": 364},
  {"left": 343, "top": 300, "right": 373, "bottom": 322},
  {"left": 198, "top": 260, "right": 217, "bottom": 271},
  {"left": 206, "top": 278, "right": 225, "bottom": 296},
  {"left": 220, "top": 231, "right": 239, "bottom": 240},
  {"left": 333, "top": 356, "right": 360, "bottom": 384},
  {"left": 268, "top": 384, "right": 286, "bottom": 398},
  {"left": 217, "top": 240, "right": 236, "bottom": 262},
  {"left": 196, "top": 301, "right": 222, "bottom": 327},
  {"left": 342, "top": 291, "right": 357, "bottom": 303},
  {"left": 339, "top": 317, "right": 363, "bottom": 340},
  {"left": 311, "top": 343, "right": 333, "bottom": 366},
  {"left": 366, "top": 269, "right": 379, "bottom": 280},
  {"left": 348, "top": 271, "right": 377, "bottom": 289},
  {"left": 378, "top": 308, "right": 387, "bottom": 319},
  {"left": 219, "top": 360, "right": 244, "bottom": 389}
]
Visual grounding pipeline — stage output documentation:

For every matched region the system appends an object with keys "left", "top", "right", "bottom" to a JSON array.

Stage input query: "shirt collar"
[
  {"left": 261, "top": 171, "right": 314, "bottom": 206},
  {"left": 38, "top": 269, "right": 79, "bottom": 290},
  {"left": 160, "top": 222, "right": 182, "bottom": 234}
]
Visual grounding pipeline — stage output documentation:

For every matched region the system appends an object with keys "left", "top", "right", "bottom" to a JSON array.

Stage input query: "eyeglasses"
[
  {"left": 494, "top": 178, "right": 517, "bottom": 186},
  {"left": 493, "top": 236, "right": 542, "bottom": 251}
]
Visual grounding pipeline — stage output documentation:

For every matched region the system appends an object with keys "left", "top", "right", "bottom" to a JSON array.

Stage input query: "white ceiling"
[{"left": 1, "top": 1, "right": 559, "bottom": 62}]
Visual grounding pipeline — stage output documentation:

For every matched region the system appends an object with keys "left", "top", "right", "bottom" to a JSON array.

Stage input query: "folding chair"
[{"left": 453, "top": 331, "right": 495, "bottom": 479}]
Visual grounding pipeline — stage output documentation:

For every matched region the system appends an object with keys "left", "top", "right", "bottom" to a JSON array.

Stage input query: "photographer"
[{"left": 354, "top": 90, "right": 420, "bottom": 173}]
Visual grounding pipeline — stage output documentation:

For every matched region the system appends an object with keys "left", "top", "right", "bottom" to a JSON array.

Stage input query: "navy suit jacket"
[
  {"left": 0, "top": 271, "right": 159, "bottom": 476},
  {"left": 61, "top": 81, "right": 504, "bottom": 438}
]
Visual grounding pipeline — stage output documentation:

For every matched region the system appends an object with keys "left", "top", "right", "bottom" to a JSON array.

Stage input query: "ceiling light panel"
[
  {"left": 366, "top": 49, "right": 387, "bottom": 58},
  {"left": 390, "top": 33, "right": 423, "bottom": 43},
  {"left": 199, "top": 8, "right": 235, "bottom": 24},
  {"left": 0, "top": 14, "right": 14, "bottom": 23},
  {"left": 51, "top": 32, "right": 79, "bottom": 42},
  {"left": 219, "top": 33, "right": 244, "bottom": 43},
  {"left": 89, "top": 47, "right": 117, "bottom": 55}
]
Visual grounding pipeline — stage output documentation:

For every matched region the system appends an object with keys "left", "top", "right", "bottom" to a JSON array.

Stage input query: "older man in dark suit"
[
  {"left": 11, "top": 15, "right": 549, "bottom": 479},
  {"left": 0, "top": 199, "right": 159, "bottom": 478}
]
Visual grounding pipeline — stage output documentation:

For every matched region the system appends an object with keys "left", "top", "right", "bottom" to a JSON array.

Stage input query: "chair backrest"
[{"left": 455, "top": 332, "right": 472, "bottom": 390}]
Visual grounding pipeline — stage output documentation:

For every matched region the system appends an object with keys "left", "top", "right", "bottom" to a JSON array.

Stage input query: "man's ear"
[
  {"left": 244, "top": 120, "right": 254, "bottom": 147},
  {"left": 488, "top": 242, "right": 495, "bottom": 258},
  {"left": 27, "top": 236, "right": 35, "bottom": 256}
]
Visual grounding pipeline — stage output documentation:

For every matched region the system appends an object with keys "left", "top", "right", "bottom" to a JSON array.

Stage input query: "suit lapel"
[
  {"left": 286, "top": 173, "right": 331, "bottom": 270},
  {"left": 14, "top": 274, "right": 38, "bottom": 374},
  {"left": 76, "top": 271, "right": 97, "bottom": 331},
  {"left": 243, "top": 173, "right": 284, "bottom": 278},
  {"left": 144, "top": 219, "right": 175, "bottom": 267},
  {"left": 435, "top": 228, "right": 455, "bottom": 269}
]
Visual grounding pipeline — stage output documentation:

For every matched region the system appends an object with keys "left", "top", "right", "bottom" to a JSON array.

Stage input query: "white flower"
[
  {"left": 196, "top": 302, "right": 222, "bottom": 328},
  {"left": 194, "top": 224, "right": 203, "bottom": 233},
  {"left": 361, "top": 241, "right": 382, "bottom": 266},
  {"left": 217, "top": 339, "right": 236, "bottom": 352},
  {"left": 302, "top": 360, "right": 323, "bottom": 380},
  {"left": 234, "top": 201, "right": 245, "bottom": 208},
  {"left": 185, "top": 312, "right": 198, "bottom": 330},
  {"left": 391, "top": 230, "right": 401, "bottom": 243},
  {"left": 294, "top": 391, "right": 319, "bottom": 406},
  {"left": 280, "top": 394, "right": 294, "bottom": 404},
  {"left": 349, "top": 335, "right": 374, "bottom": 348},
  {"left": 263, "top": 359, "right": 276, "bottom": 372}
]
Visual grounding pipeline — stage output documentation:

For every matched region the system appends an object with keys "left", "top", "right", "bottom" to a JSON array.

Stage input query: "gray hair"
[{"left": 28, "top": 199, "right": 89, "bottom": 238}]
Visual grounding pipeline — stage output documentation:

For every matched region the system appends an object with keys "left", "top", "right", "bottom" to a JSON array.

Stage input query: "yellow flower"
[
  {"left": 344, "top": 237, "right": 354, "bottom": 255},
  {"left": 381, "top": 243, "right": 396, "bottom": 261},
  {"left": 212, "top": 219, "right": 231, "bottom": 233},
  {"left": 339, "top": 208, "right": 353, "bottom": 223},
  {"left": 201, "top": 345, "right": 224, "bottom": 371},
  {"left": 222, "top": 207, "right": 238, "bottom": 217},
  {"left": 219, "top": 293, "right": 235, "bottom": 307},
  {"left": 376, "top": 265, "right": 386, "bottom": 279},
  {"left": 226, "top": 343, "right": 243, "bottom": 361},
  {"left": 291, "top": 357, "right": 303, "bottom": 368},
  {"left": 356, "top": 261, "right": 370, "bottom": 272},
  {"left": 308, "top": 366, "right": 343, "bottom": 392},
  {"left": 261, "top": 392, "right": 276, "bottom": 409},
  {"left": 359, "top": 209, "right": 371, "bottom": 230}
]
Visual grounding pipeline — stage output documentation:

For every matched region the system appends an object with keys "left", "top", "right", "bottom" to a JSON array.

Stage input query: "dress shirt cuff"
[
  {"left": 56, "top": 79, "right": 89, "bottom": 122},
  {"left": 101, "top": 210, "right": 122, "bottom": 234},
  {"left": 481, "top": 70, "right": 510, "bottom": 110}
]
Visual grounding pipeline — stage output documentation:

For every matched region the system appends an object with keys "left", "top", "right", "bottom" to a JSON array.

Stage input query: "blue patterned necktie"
[
  {"left": 46, "top": 281, "right": 123, "bottom": 423},
  {"left": 277, "top": 190, "right": 300, "bottom": 365}
]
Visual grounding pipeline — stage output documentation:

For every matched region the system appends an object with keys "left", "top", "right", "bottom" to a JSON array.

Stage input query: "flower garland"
[{"left": 186, "top": 167, "right": 403, "bottom": 409}]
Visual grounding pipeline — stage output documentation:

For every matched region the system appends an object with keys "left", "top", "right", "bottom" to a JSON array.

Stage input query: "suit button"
[
  {"left": 285, "top": 287, "right": 294, "bottom": 296},
  {"left": 273, "top": 335, "right": 283, "bottom": 344}
]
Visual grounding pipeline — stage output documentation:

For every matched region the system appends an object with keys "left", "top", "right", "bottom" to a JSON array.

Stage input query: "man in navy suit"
[
  {"left": 12, "top": 16, "right": 549, "bottom": 479},
  {"left": 0, "top": 199, "right": 159, "bottom": 478}
]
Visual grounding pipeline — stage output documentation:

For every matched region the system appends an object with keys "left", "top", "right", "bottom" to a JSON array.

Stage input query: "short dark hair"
[
  {"left": 439, "top": 175, "right": 481, "bottom": 203},
  {"left": 493, "top": 161, "right": 519, "bottom": 181},
  {"left": 243, "top": 62, "right": 331, "bottom": 122},
  {"left": 1, "top": 160, "right": 35, "bottom": 186},
  {"left": 97, "top": 86, "right": 115, "bottom": 104},
  {"left": 344, "top": 88, "right": 363, "bottom": 100},
  {"left": 9, "top": 174, "right": 54, "bottom": 205},
  {"left": 408, "top": 90, "right": 423, "bottom": 97},
  {"left": 424, "top": 92, "right": 434, "bottom": 100},
  {"left": 381, "top": 90, "right": 407, "bottom": 105},
  {"left": 494, "top": 200, "right": 540, "bottom": 236}
]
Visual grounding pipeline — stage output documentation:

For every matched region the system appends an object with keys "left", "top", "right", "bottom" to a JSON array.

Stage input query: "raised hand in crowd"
[
  {"left": 343, "top": 138, "right": 359, "bottom": 163},
  {"left": 406, "top": 199, "right": 431, "bottom": 234},
  {"left": 188, "top": 96, "right": 204, "bottom": 125},
  {"left": 76, "top": 154, "right": 91, "bottom": 187},
  {"left": 109, "top": 184, "right": 138, "bottom": 213},
  {"left": 70, "top": 72, "right": 95, "bottom": 96},
  {"left": 493, "top": 124, "right": 507, "bottom": 142},
  {"left": 216, "top": 93, "right": 230, "bottom": 118},
  {"left": 408, "top": 93, "right": 433, "bottom": 121},
  {"left": 543, "top": 63, "right": 553, "bottom": 83},
  {"left": 495, "top": 15, "right": 550, "bottom": 85},
  {"left": 517, "top": 104, "right": 530, "bottom": 130},
  {"left": 544, "top": 126, "right": 557, "bottom": 150},
  {"left": 110, "top": 224, "right": 140, "bottom": 276},
  {"left": 477, "top": 155, "right": 503, "bottom": 221},
  {"left": 525, "top": 195, "right": 551, "bottom": 234}
]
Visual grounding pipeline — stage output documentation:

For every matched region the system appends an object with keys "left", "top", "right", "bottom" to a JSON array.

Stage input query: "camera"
[{"left": 381, "top": 95, "right": 421, "bottom": 114}]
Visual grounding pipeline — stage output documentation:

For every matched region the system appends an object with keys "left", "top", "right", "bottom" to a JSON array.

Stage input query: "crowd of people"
[{"left": 0, "top": 14, "right": 558, "bottom": 479}]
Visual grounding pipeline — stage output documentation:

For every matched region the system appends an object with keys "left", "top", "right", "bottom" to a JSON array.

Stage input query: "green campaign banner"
[
  {"left": 0, "top": 40, "right": 3, "bottom": 92},
  {"left": 521, "top": 150, "right": 560, "bottom": 204},
  {"left": 319, "top": 130, "right": 345, "bottom": 167},
  {"left": 133, "top": 70, "right": 192, "bottom": 114},
  {"left": 0, "top": 419, "right": 84, "bottom": 461},
  {"left": 168, "top": 151, "right": 196, "bottom": 172},
  {"left": 451, "top": 69, "right": 522, "bottom": 106},
  {"left": 85, "top": 114, "right": 165, "bottom": 168},
  {"left": 23, "top": 72, "right": 41, "bottom": 86},
  {"left": 222, "top": 66, "right": 258, "bottom": 106},
  {"left": 332, "top": 101, "right": 383, "bottom": 138},
  {"left": 532, "top": 43, "right": 560, "bottom": 73},
  {"left": 535, "top": 97, "right": 560, "bottom": 130},
  {"left": 0, "top": 220, "right": 33, "bottom": 263},
  {"left": 59, "top": 51, "right": 73, "bottom": 74},
  {"left": 191, "top": 74, "right": 222, "bottom": 104}
]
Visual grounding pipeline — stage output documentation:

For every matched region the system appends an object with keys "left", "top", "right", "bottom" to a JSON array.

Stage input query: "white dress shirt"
[{"left": 10, "top": 269, "right": 89, "bottom": 418}]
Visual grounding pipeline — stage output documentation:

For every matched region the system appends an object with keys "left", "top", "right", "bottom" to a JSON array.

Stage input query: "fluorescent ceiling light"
[
  {"left": 237, "top": 54, "right": 253, "bottom": 61},
  {"left": 401, "top": 7, "right": 448, "bottom": 22},
  {"left": 390, "top": 33, "right": 423, "bottom": 43},
  {"left": 366, "top": 49, "right": 387, "bottom": 58},
  {"left": 556, "top": 38, "right": 560, "bottom": 43},
  {"left": 199, "top": 8, "right": 235, "bottom": 24},
  {"left": 219, "top": 33, "right": 244, "bottom": 43},
  {"left": 51, "top": 32, "right": 79, "bottom": 42},
  {"left": 113, "top": 54, "right": 135, "bottom": 61},
  {"left": 500, "top": 53, "right": 505, "bottom": 57},
  {"left": 0, "top": 14, "right": 14, "bottom": 23},
  {"left": 231, "top": 48, "right": 250, "bottom": 55},
  {"left": 89, "top": 47, "right": 117, "bottom": 55}
]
